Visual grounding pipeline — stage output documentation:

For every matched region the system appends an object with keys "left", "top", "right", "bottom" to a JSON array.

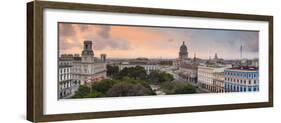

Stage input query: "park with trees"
[{"left": 72, "top": 65, "right": 196, "bottom": 98}]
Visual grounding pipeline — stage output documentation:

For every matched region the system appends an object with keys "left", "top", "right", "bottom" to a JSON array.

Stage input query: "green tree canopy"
[
  {"left": 106, "top": 65, "right": 119, "bottom": 77},
  {"left": 114, "top": 66, "right": 147, "bottom": 80},
  {"left": 148, "top": 70, "right": 174, "bottom": 84},
  {"left": 71, "top": 77, "right": 155, "bottom": 99},
  {"left": 72, "top": 85, "right": 90, "bottom": 98},
  {"left": 106, "top": 82, "right": 154, "bottom": 97},
  {"left": 160, "top": 82, "right": 196, "bottom": 94}
]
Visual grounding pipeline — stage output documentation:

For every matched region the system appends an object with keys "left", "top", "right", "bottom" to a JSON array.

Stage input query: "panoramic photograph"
[{"left": 58, "top": 23, "right": 259, "bottom": 99}]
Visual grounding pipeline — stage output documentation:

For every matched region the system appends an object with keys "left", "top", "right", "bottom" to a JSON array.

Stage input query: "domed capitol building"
[
  {"left": 179, "top": 41, "right": 188, "bottom": 60},
  {"left": 173, "top": 41, "right": 191, "bottom": 67}
]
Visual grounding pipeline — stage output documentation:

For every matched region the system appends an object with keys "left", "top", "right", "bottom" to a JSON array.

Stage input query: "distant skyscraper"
[{"left": 179, "top": 41, "right": 188, "bottom": 60}]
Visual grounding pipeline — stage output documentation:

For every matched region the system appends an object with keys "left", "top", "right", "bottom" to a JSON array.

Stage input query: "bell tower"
[{"left": 81, "top": 40, "right": 94, "bottom": 62}]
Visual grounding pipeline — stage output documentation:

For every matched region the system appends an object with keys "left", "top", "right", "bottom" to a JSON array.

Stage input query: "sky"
[{"left": 59, "top": 23, "right": 259, "bottom": 59}]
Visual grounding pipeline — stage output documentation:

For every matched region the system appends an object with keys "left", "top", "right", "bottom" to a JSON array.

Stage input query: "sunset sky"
[{"left": 59, "top": 23, "right": 259, "bottom": 59}]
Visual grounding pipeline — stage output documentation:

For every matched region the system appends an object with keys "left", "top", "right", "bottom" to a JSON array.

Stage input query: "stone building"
[
  {"left": 179, "top": 41, "right": 188, "bottom": 60},
  {"left": 197, "top": 64, "right": 231, "bottom": 92},
  {"left": 178, "top": 63, "right": 198, "bottom": 83},
  {"left": 72, "top": 41, "right": 107, "bottom": 85},
  {"left": 173, "top": 41, "right": 190, "bottom": 67},
  {"left": 58, "top": 54, "right": 80, "bottom": 99},
  {"left": 118, "top": 59, "right": 159, "bottom": 74},
  {"left": 213, "top": 72, "right": 225, "bottom": 92}
]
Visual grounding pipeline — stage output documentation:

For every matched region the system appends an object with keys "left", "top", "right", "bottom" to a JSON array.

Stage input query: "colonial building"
[
  {"left": 197, "top": 64, "right": 231, "bottom": 92},
  {"left": 118, "top": 59, "right": 159, "bottom": 74},
  {"left": 72, "top": 41, "right": 107, "bottom": 85},
  {"left": 213, "top": 72, "right": 225, "bottom": 92},
  {"left": 58, "top": 54, "right": 80, "bottom": 99},
  {"left": 224, "top": 66, "right": 259, "bottom": 92},
  {"left": 178, "top": 63, "right": 198, "bottom": 83}
]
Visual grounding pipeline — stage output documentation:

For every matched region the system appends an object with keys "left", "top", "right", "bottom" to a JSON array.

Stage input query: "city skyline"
[{"left": 59, "top": 23, "right": 259, "bottom": 59}]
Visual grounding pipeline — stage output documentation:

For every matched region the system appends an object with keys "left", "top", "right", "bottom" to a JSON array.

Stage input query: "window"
[
  {"left": 254, "top": 80, "right": 256, "bottom": 84},
  {"left": 249, "top": 80, "right": 251, "bottom": 85},
  {"left": 248, "top": 88, "right": 252, "bottom": 92}
]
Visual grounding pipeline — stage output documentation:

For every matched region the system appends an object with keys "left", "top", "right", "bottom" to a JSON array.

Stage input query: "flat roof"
[{"left": 229, "top": 66, "right": 258, "bottom": 71}]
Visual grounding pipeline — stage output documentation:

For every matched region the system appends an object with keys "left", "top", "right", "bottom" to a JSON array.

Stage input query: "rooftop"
[{"left": 229, "top": 66, "right": 258, "bottom": 71}]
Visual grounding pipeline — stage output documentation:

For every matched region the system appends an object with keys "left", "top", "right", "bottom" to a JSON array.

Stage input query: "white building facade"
[
  {"left": 213, "top": 72, "right": 225, "bottom": 92},
  {"left": 71, "top": 41, "right": 107, "bottom": 85},
  {"left": 178, "top": 63, "right": 198, "bottom": 83},
  {"left": 118, "top": 61, "right": 159, "bottom": 74},
  {"left": 58, "top": 54, "right": 80, "bottom": 99},
  {"left": 197, "top": 65, "right": 231, "bottom": 92}
]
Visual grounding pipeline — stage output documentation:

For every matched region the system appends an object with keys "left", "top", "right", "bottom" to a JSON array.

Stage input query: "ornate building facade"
[
  {"left": 173, "top": 41, "right": 190, "bottom": 67},
  {"left": 197, "top": 65, "right": 231, "bottom": 92},
  {"left": 213, "top": 72, "right": 225, "bottom": 92},
  {"left": 58, "top": 54, "right": 80, "bottom": 99},
  {"left": 72, "top": 41, "right": 107, "bottom": 85},
  {"left": 179, "top": 41, "right": 188, "bottom": 60},
  {"left": 178, "top": 63, "right": 198, "bottom": 83}
]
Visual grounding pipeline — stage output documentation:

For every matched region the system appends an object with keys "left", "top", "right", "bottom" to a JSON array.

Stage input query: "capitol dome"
[
  {"left": 179, "top": 41, "right": 188, "bottom": 59},
  {"left": 180, "top": 42, "right": 187, "bottom": 52}
]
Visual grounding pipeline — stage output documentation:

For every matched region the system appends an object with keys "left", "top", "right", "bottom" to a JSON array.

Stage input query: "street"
[{"left": 159, "top": 66, "right": 208, "bottom": 93}]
